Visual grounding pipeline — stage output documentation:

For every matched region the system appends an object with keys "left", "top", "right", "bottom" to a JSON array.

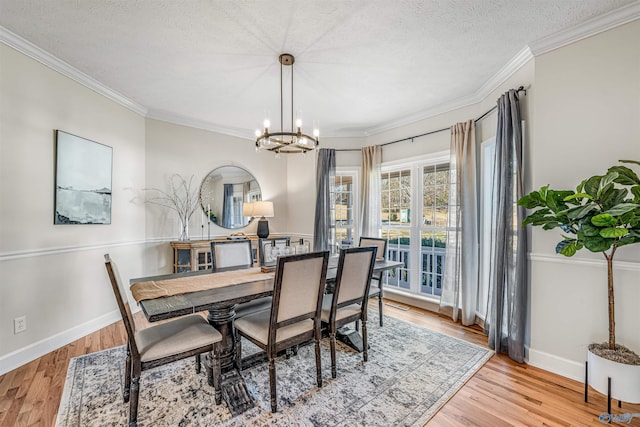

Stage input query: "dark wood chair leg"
[
  {"left": 195, "top": 354, "right": 201, "bottom": 374},
  {"left": 378, "top": 293, "right": 383, "bottom": 327},
  {"left": 269, "top": 358, "right": 277, "bottom": 412},
  {"left": 314, "top": 337, "right": 322, "bottom": 387},
  {"left": 330, "top": 331, "right": 337, "bottom": 379},
  {"left": 235, "top": 332, "right": 242, "bottom": 371},
  {"left": 205, "top": 354, "right": 213, "bottom": 387},
  {"left": 211, "top": 347, "right": 222, "bottom": 405},
  {"left": 362, "top": 318, "right": 369, "bottom": 362},
  {"left": 129, "top": 374, "right": 140, "bottom": 427},
  {"left": 124, "top": 344, "right": 131, "bottom": 403}
]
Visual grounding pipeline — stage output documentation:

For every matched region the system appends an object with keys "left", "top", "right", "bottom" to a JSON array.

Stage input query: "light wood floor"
[{"left": 1, "top": 300, "right": 639, "bottom": 426}]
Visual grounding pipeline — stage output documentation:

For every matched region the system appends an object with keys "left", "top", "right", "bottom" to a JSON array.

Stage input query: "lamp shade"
[
  {"left": 252, "top": 201, "right": 274, "bottom": 218},
  {"left": 242, "top": 202, "right": 254, "bottom": 217}
]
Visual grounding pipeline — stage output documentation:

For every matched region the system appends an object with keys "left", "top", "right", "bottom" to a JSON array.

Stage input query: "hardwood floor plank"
[{"left": 1, "top": 299, "right": 638, "bottom": 426}]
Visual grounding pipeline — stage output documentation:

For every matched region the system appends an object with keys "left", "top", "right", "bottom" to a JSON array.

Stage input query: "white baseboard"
[
  {"left": 526, "top": 346, "right": 585, "bottom": 383},
  {"left": 0, "top": 310, "right": 121, "bottom": 376}
]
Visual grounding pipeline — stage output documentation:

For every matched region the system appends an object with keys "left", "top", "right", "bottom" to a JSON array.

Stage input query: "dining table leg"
[{"left": 207, "top": 305, "right": 255, "bottom": 416}]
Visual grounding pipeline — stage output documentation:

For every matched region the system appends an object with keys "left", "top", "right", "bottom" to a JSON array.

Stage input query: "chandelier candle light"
[{"left": 255, "top": 54, "right": 319, "bottom": 155}]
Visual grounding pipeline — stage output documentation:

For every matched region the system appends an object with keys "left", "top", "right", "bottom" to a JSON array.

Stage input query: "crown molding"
[
  {"left": 145, "top": 109, "right": 255, "bottom": 141},
  {"left": 0, "top": 25, "right": 147, "bottom": 116},
  {"left": 365, "top": 46, "right": 534, "bottom": 136},
  {"left": 529, "top": 1, "right": 640, "bottom": 55}
]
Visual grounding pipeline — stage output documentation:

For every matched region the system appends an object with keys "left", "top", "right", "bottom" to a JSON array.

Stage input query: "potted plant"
[{"left": 518, "top": 160, "right": 640, "bottom": 403}]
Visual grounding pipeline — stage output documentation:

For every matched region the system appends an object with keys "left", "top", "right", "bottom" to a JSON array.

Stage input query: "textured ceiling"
[{"left": 0, "top": 0, "right": 637, "bottom": 138}]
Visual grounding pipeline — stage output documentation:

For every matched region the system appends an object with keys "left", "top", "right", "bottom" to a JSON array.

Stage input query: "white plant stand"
[{"left": 585, "top": 349, "right": 640, "bottom": 413}]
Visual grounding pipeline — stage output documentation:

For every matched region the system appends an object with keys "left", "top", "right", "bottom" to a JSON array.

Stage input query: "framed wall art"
[{"left": 54, "top": 130, "right": 112, "bottom": 224}]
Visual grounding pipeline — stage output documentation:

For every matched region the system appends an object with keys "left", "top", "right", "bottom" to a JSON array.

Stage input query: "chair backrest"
[
  {"left": 269, "top": 251, "right": 329, "bottom": 344},
  {"left": 211, "top": 240, "right": 253, "bottom": 271},
  {"left": 359, "top": 236, "right": 387, "bottom": 261},
  {"left": 104, "top": 254, "right": 139, "bottom": 357},
  {"left": 331, "top": 246, "right": 377, "bottom": 315}
]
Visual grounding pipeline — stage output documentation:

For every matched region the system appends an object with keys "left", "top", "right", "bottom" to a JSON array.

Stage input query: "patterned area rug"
[{"left": 56, "top": 314, "right": 492, "bottom": 426}]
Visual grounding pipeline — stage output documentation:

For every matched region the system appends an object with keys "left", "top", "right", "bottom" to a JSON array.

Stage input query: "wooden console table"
[{"left": 170, "top": 237, "right": 259, "bottom": 272}]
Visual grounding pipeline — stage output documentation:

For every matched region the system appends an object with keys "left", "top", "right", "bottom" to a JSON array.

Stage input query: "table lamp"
[{"left": 252, "top": 201, "right": 274, "bottom": 238}]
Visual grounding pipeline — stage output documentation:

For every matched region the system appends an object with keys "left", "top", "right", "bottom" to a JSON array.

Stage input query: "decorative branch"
[{"left": 144, "top": 174, "right": 200, "bottom": 224}]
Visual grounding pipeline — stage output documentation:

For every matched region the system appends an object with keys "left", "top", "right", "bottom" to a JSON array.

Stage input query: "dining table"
[{"left": 129, "top": 256, "right": 403, "bottom": 415}]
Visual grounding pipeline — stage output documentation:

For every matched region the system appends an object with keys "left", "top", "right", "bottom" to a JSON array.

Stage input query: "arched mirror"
[{"left": 199, "top": 166, "right": 261, "bottom": 229}]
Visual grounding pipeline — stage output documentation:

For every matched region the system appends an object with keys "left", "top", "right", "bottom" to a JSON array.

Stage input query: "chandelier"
[{"left": 255, "top": 54, "right": 319, "bottom": 154}]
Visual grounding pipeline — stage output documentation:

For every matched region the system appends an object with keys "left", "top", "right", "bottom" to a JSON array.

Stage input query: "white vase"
[{"left": 587, "top": 349, "right": 640, "bottom": 404}]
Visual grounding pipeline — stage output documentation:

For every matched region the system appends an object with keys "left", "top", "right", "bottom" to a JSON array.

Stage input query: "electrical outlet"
[{"left": 14, "top": 316, "right": 27, "bottom": 334}]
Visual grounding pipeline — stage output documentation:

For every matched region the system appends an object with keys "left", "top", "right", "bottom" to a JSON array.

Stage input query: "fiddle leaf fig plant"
[{"left": 518, "top": 160, "right": 640, "bottom": 353}]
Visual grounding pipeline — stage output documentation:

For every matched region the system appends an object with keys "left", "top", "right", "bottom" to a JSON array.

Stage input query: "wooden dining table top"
[{"left": 131, "top": 258, "right": 403, "bottom": 322}]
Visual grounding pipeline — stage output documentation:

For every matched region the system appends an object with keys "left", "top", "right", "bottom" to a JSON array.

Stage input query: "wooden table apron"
[{"left": 130, "top": 259, "right": 402, "bottom": 414}]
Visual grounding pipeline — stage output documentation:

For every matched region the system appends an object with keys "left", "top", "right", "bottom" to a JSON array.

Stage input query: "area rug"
[{"left": 56, "top": 314, "right": 492, "bottom": 426}]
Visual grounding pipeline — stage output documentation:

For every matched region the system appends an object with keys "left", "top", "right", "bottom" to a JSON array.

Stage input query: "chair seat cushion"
[
  {"left": 368, "top": 285, "right": 380, "bottom": 297},
  {"left": 320, "top": 294, "right": 361, "bottom": 323},
  {"left": 135, "top": 314, "right": 222, "bottom": 363},
  {"left": 235, "top": 297, "right": 272, "bottom": 319},
  {"left": 234, "top": 309, "right": 314, "bottom": 346}
]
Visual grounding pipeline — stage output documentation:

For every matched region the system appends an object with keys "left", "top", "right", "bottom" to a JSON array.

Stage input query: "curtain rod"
[{"left": 334, "top": 86, "right": 526, "bottom": 152}]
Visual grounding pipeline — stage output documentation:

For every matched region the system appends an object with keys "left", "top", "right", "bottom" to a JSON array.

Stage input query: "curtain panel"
[
  {"left": 484, "top": 89, "right": 528, "bottom": 363},
  {"left": 359, "top": 145, "right": 382, "bottom": 239},
  {"left": 313, "top": 148, "right": 336, "bottom": 251},
  {"left": 222, "top": 184, "right": 233, "bottom": 228},
  {"left": 440, "top": 120, "right": 479, "bottom": 326}
]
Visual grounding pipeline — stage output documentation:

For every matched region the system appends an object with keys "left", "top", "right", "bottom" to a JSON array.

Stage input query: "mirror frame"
[{"left": 199, "top": 165, "right": 261, "bottom": 230}]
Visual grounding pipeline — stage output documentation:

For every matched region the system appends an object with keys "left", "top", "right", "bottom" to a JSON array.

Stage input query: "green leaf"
[
  {"left": 583, "top": 175, "right": 602, "bottom": 198},
  {"left": 583, "top": 235, "right": 614, "bottom": 252},
  {"left": 564, "top": 193, "right": 593, "bottom": 201},
  {"left": 599, "top": 187, "right": 628, "bottom": 210},
  {"left": 567, "top": 204, "right": 597, "bottom": 220},
  {"left": 599, "top": 227, "right": 628, "bottom": 238},
  {"left": 580, "top": 221, "right": 601, "bottom": 237},
  {"left": 619, "top": 159, "right": 640, "bottom": 167},
  {"left": 604, "top": 203, "right": 640, "bottom": 216},
  {"left": 599, "top": 172, "right": 619, "bottom": 192},
  {"left": 608, "top": 165, "right": 640, "bottom": 186},
  {"left": 591, "top": 214, "right": 617, "bottom": 227},
  {"left": 556, "top": 239, "right": 579, "bottom": 256}
]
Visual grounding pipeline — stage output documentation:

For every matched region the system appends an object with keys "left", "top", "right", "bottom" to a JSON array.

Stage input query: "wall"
[
  {"left": 527, "top": 19, "right": 640, "bottom": 380},
  {"left": 0, "top": 43, "right": 147, "bottom": 373},
  {"left": 143, "top": 119, "right": 289, "bottom": 274}
]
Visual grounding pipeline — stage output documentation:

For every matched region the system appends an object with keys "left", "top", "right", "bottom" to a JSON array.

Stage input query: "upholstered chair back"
[{"left": 211, "top": 240, "right": 253, "bottom": 270}]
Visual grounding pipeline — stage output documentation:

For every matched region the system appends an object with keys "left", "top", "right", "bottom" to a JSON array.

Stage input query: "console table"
[{"left": 170, "top": 238, "right": 259, "bottom": 272}]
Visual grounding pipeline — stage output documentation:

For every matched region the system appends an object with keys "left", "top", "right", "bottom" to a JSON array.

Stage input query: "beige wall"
[
  {"left": 527, "top": 19, "right": 640, "bottom": 379},
  {"left": 0, "top": 43, "right": 147, "bottom": 371}
]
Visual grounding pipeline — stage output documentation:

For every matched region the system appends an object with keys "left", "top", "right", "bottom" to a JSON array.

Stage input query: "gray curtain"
[
  {"left": 359, "top": 145, "right": 382, "bottom": 239},
  {"left": 222, "top": 183, "right": 233, "bottom": 228},
  {"left": 313, "top": 148, "right": 336, "bottom": 251},
  {"left": 440, "top": 120, "right": 479, "bottom": 326},
  {"left": 484, "top": 89, "right": 528, "bottom": 363}
]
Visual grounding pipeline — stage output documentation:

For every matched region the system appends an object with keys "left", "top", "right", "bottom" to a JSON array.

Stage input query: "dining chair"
[
  {"left": 234, "top": 251, "right": 329, "bottom": 412},
  {"left": 104, "top": 254, "right": 223, "bottom": 427},
  {"left": 211, "top": 240, "right": 272, "bottom": 318},
  {"left": 359, "top": 236, "right": 388, "bottom": 326},
  {"left": 321, "top": 246, "right": 377, "bottom": 379}
]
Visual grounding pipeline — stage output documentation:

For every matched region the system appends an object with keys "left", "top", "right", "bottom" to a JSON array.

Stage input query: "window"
[
  {"left": 381, "top": 169, "right": 412, "bottom": 289},
  {"left": 380, "top": 153, "right": 450, "bottom": 299},
  {"left": 420, "top": 164, "right": 449, "bottom": 297},
  {"left": 329, "top": 171, "right": 358, "bottom": 253}
]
